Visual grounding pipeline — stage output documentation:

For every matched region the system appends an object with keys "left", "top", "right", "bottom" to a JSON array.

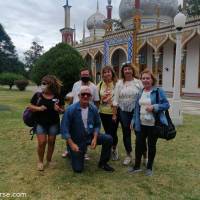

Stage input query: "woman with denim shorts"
[{"left": 29, "top": 75, "right": 64, "bottom": 171}]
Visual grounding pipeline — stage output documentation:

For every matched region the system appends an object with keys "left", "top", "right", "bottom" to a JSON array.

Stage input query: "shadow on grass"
[{"left": 0, "top": 104, "right": 11, "bottom": 111}]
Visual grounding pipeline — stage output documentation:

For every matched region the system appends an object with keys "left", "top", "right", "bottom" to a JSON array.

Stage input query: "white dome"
[
  {"left": 87, "top": 10, "right": 106, "bottom": 30},
  {"left": 119, "top": 0, "right": 179, "bottom": 28}
]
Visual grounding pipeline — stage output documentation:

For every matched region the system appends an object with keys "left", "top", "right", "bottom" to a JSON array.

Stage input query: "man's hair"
[{"left": 79, "top": 85, "right": 92, "bottom": 95}]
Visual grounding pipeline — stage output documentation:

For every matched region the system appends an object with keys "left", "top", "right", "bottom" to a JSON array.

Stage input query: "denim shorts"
[{"left": 35, "top": 124, "right": 60, "bottom": 136}]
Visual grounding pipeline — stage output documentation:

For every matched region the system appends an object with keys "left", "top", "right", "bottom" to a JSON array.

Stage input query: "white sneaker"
[
  {"left": 146, "top": 169, "right": 153, "bottom": 176},
  {"left": 111, "top": 149, "right": 119, "bottom": 161},
  {"left": 123, "top": 156, "right": 132, "bottom": 165},
  {"left": 84, "top": 153, "right": 90, "bottom": 161}
]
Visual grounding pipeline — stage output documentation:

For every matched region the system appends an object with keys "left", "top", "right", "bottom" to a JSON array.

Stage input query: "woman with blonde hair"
[
  {"left": 113, "top": 62, "right": 143, "bottom": 165},
  {"left": 29, "top": 75, "right": 65, "bottom": 171},
  {"left": 97, "top": 66, "right": 119, "bottom": 160}
]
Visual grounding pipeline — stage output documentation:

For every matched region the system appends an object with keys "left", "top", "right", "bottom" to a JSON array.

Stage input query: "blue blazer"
[
  {"left": 132, "top": 87, "right": 170, "bottom": 132},
  {"left": 61, "top": 102, "right": 101, "bottom": 145}
]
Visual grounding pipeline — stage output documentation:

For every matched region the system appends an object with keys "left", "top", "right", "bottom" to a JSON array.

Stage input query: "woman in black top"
[{"left": 29, "top": 75, "right": 64, "bottom": 171}]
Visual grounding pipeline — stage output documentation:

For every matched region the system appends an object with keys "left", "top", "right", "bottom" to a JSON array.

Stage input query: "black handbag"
[{"left": 155, "top": 89, "right": 176, "bottom": 140}]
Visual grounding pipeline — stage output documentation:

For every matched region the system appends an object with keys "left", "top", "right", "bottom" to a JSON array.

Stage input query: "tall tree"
[
  {"left": 0, "top": 23, "right": 24, "bottom": 74},
  {"left": 24, "top": 41, "right": 44, "bottom": 70},
  {"left": 185, "top": 0, "right": 200, "bottom": 17},
  {"left": 31, "top": 43, "right": 85, "bottom": 94}
]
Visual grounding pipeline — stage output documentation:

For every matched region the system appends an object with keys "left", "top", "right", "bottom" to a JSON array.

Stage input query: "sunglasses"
[
  {"left": 41, "top": 82, "right": 47, "bottom": 85},
  {"left": 81, "top": 93, "right": 91, "bottom": 97},
  {"left": 122, "top": 61, "right": 131, "bottom": 67}
]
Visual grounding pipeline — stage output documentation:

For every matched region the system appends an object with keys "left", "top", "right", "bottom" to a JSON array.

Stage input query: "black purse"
[{"left": 155, "top": 89, "right": 176, "bottom": 140}]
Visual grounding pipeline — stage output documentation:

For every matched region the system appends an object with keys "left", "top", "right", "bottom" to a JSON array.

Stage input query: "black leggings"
[
  {"left": 134, "top": 125, "right": 158, "bottom": 170},
  {"left": 100, "top": 113, "right": 119, "bottom": 147}
]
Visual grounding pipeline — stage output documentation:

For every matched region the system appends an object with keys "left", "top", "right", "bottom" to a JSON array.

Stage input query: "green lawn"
[{"left": 0, "top": 87, "right": 200, "bottom": 200}]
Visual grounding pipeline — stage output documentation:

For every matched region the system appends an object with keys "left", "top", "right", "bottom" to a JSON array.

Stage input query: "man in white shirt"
[
  {"left": 62, "top": 68, "right": 99, "bottom": 159},
  {"left": 71, "top": 68, "right": 99, "bottom": 105}
]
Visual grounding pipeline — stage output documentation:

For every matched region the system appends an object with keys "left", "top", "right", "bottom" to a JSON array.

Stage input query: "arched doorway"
[
  {"left": 111, "top": 49, "right": 127, "bottom": 77},
  {"left": 95, "top": 52, "right": 103, "bottom": 84},
  {"left": 84, "top": 54, "right": 92, "bottom": 71},
  {"left": 138, "top": 43, "right": 148, "bottom": 73}
]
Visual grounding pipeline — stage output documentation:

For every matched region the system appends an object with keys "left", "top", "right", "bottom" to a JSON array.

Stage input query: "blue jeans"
[
  {"left": 69, "top": 133, "right": 113, "bottom": 173},
  {"left": 35, "top": 124, "right": 60, "bottom": 135},
  {"left": 118, "top": 108, "right": 134, "bottom": 154}
]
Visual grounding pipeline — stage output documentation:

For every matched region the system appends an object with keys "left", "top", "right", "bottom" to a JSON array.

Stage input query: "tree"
[
  {"left": 185, "top": 0, "right": 200, "bottom": 17},
  {"left": 31, "top": 43, "right": 86, "bottom": 94},
  {"left": 0, "top": 72, "right": 25, "bottom": 89},
  {"left": 24, "top": 41, "right": 44, "bottom": 70},
  {"left": 0, "top": 23, "right": 24, "bottom": 74}
]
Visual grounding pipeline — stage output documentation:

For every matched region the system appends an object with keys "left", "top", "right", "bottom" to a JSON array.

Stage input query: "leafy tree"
[
  {"left": 0, "top": 72, "right": 25, "bottom": 89},
  {"left": 185, "top": 0, "right": 200, "bottom": 17},
  {"left": 31, "top": 43, "right": 86, "bottom": 94},
  {"left": 24, "top": 41, "right": 44, "bottom": 70},
  {"left": 0, "top": 23, "right": 24, "bottom": 74}
]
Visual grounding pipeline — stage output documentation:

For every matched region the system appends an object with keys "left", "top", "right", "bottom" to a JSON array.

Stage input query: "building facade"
[{"left": 61, "top": 0, "right": 200, "bottom": 97}]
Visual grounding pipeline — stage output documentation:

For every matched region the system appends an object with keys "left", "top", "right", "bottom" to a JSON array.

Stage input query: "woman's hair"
[
  {"left": 102, "top": 65, "right": 117, "bottom": 84},
  {"left": 140, "top": 68, "right": 157, "bottom": 86},
  {"left": 41, "top": 75, "right": 63, "bottom": 95},
  {"left": 121, "top": 62, "right": 137, "bottom": 80}
]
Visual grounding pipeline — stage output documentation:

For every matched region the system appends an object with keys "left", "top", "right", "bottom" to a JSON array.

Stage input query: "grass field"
[{"left": 0, "top": 87, "right": 200, "bottom": 200}]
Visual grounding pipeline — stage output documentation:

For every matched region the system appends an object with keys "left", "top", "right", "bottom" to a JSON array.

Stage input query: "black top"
[{"left": 30, "top": 92, "right": 65, "bottom": 126}]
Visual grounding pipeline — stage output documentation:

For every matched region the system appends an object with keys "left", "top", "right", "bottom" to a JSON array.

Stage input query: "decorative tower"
[
  {"left": 82, "top": 20, "right": 86, "bottom": 44},
  {"left": 132, "top": 0, "right": 141, "bottom": 70},
  {"left": 104, "top": 0, "right": 113, "bottom": 34},
  {"left": 156, "top": 4, "right": 160, "bottom": 29},
  {"left": 60, "top": 0, "right": 75, "bottom": 46}
]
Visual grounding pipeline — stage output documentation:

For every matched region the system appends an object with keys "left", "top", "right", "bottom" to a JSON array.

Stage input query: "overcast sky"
[{"left": 0, "top": 0, "right": 182, "bottom": 60}]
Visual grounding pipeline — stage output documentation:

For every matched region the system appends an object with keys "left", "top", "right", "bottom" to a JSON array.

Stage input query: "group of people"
[{"left": 28, "top": 62, "right": 170, "bottom": 176}]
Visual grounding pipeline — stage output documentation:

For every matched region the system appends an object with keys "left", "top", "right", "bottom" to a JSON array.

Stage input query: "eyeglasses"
[
  {"left": 122, "top": 61, "right": 131, "bottom": 67},
  {"left": 81, "top": 93, "right": 91, "bottom": 97}
]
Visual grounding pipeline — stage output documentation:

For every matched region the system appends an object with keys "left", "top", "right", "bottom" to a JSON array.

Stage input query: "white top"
[
  {"left": 71, "top": 80, "right": 99, "bottom": 104},
  {"left": 113, "top": 79, "right": 143, "bottom": 112},
  {"left": 139, "top": 90, "right": 155, "bottom": 126},
  {"left": 81, "top": 107, "right": 88, "bottom": 129}
]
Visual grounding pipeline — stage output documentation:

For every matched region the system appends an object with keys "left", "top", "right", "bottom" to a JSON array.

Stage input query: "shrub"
[
  {"left": 0, "top": 73, "right": 24, "bottom": 89},
  {"left": 15, "top": 80, "right": 29, "bottom": 91}
]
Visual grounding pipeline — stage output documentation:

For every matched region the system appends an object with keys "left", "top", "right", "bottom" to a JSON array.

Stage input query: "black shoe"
[{"left": 98, "top": 163, "right": 115, "bottom": 172}]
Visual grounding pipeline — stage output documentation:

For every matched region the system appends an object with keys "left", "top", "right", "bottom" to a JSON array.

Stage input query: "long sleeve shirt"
[
  {"left": 61, "top": 102, "right": 101, "bottom": 145},
  {"left": 113, "top": 79, "right": 143, "bottom": 112}
]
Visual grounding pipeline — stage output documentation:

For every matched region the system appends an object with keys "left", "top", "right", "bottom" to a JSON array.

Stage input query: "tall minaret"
[
  {"left": 104, "top": 0, "right": 113, "bottom": 34},
  {"left": 60, "top": 0, "right": 75, "bottom": 46},
  {"left": 82, "top": 20, "right": 86, "bottom": 44},
  {"left": 107, "top": 0, "right": 112, "bottom": 20}
]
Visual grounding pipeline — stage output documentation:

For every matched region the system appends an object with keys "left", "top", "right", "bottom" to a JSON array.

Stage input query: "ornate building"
[{"left": 61, "top": 0, "right": 200, "bottom": 97}]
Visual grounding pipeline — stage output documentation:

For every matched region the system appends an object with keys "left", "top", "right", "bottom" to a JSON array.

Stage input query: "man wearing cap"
[{"left": 61, "top": 86, "right": 114, "bottom": 173}]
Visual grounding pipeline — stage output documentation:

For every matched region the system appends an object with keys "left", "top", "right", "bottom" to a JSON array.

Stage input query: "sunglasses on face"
[
  {"left": 81, "top": 93, "right": 91, "bottom": 97},
  {"left": 122, "top": 61, "right": 131, "bottom": 67},
  {"left": 41, "top": 82, "right": 48, "bottom": 85}
]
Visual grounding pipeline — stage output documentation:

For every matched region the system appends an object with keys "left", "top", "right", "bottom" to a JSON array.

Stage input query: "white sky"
[{"left": 0, "top": 0, "right": 183, "bottom": 60}]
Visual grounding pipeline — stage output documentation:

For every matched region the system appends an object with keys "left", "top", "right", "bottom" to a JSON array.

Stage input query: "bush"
[
  {"left": 0, "top": 73, "right": 25, "bottom": 89},
  {"left": 31, "top": 43, "right": 86, "bottom": 94},
  {"left": 15, "top": 80, "right": 29, "bottom": 91}
]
